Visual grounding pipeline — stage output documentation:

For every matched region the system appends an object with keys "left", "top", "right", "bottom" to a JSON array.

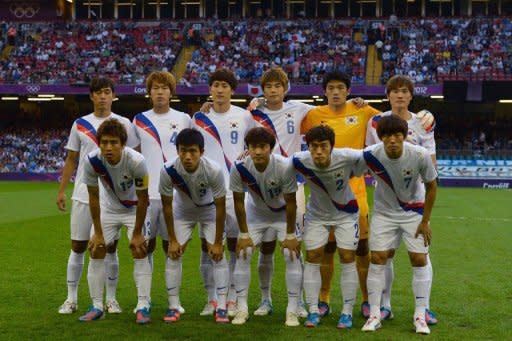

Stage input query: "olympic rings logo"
[
  {"left": 9, "top": 3, "right": 40, "bottom": 19},
  {"left": 26, "top": 85, "right": 41, "bottom": 93}
]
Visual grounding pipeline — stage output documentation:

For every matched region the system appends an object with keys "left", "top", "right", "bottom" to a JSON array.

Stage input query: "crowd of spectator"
[
  {"left": 0, "top": 128, "right": 67, "bottom": 173},
  {"left": 0, "top": 20, "right": 184, "bottom": 85},
  {"left": 380, "top": 17, "right": 512, "bottom": 84},
  {"left": 182, "top": 18, "right": 366, "bottom": 85},
  {"left": 1, "top": 17, "right": 512, "bottom": 85}
]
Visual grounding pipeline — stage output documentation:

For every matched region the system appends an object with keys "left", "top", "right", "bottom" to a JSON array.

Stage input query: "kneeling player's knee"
[
  {"left": 324, "top": 241, "right": 337, "bottom": 254},
  {"left": 306, "top": 248, "right": 324, "bottom": 264},
  {"left": 356, "top": 239, "right": 369, "bottom": 256},
  {"left": 370, "top": 251, "right": 388, "bottom": 265},
  {"left": 338, "top": 249, "right": 356, "bottom": 263},
  {"left": 260, "top": 241, "right": 276, "bottom": 254}
]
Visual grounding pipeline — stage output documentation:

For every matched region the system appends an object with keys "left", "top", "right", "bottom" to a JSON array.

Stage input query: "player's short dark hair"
[
  {"left": 322, "top": 71, "right": 351, "bottom": 90},
  {"left": 175, "top": 128, "right": 204, "bottom": 151},
  {"left": 97, "top": 118, "right": 127, "bottom": 145},
  {"left": 208, "top": 68, "right": 238, "bottom": 90},
  {"left": 305, "top": 125, "right": 335, "bottom": 149},
  {"left": 376, "top": 114, "right": 408, "bottom": 139},
  {"left": 90, "top": 77, "right": 115, "bottom": 94},
  {"left": 386, "top": 75, "right": 414, "bottom": 95},
  {"left": 146, "top": 71, "right": 177, "bottom": 96},
  {"left": 244, "top": 127, "right": 276, "bottom": 150}
]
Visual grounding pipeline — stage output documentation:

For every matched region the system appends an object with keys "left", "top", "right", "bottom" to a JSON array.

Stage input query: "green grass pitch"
[{"left": 0, "top": 182, "right": 510, "bottom": 340}]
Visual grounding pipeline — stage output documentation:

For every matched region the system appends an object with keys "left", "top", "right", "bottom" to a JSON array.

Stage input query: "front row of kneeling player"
[{"left": 80, "top": 115, "right": 437, "bottom": 334}]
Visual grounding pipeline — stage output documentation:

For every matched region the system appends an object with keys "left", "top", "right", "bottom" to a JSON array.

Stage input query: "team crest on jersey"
[
  {"left": 402, "top": 168, "right": 413, "bottom": 177},
  {"left": 406, "top": 129, "right": 418, "bottom": 144},
  {"left": 285, "top": 112, "right": 294, "bottom": 119},
  {"left": 122, "top": 173, "right": 132, "bottom": 181},
  {"left": 334, "top": 170, "right": 345, "bottom": 179},
  {"left": 267, "top": 179, "right": 278, "bottom": 187},
  {"left": 345, "top": 116, "right": 358, "bottom": 125},
  {"left": 198, "top": 181, "right": 207, "bottom": 188},
  {"left": 169, "top": 121, "right": 179, "bottom": 130},
  {"left": 229, "top": 121, "right": 239, "bottom": 129}
]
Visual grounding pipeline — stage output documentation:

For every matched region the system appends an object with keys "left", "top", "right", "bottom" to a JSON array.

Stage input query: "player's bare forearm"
[
  {"left": 133, "top": 189, "right": 149, "bottom": 236},
  {"left": 214, "top": 196, "right": 226, "bottom": 245},
  {"left": 421, "top": 180, "right": 437, "bottom": 224},
  {"left": 56, "top": 151, "right": 78, "bottom": 210},
  {"left": 284, "top": 193, "right": 297, "bottom": 234},
  {"left": 161, "top": 195, "right": 178, "bottom": 243},
  {"left": 233, "top": 192, "right": 249, "bottom": 234},
  {"left": 87, "top": 185, "right": 103, "bottom": 236}
]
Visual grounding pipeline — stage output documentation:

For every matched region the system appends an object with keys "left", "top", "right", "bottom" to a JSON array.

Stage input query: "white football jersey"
[
  {"left": 292, "top": 149, "right": 366, "bottom": 222},
  {"left": 363, "top": 142, "right": 438, "bottom": 217},
  {"left": 83, "top": 147, "right": 148, "bottom": 212},
  {"left": 65, "top": 113, "right": 138, "bottom": 203},
  {"left": 230, "top": 154, "right": 297, "bottom": 223},
  {"left": 133, "top": 109, "right": 191, "bottom": 200},
  {"left": 159, "top": 156, "right": 226, "bottom": 213},
  {"left": 192, "top": 105, "right": 255, "bottom": 186},
  {"left": 366, "top": 111, "right": 436, "bottom": 154},
  {"left": 251, "top": 102, "right": 312, "bottom": 156}
]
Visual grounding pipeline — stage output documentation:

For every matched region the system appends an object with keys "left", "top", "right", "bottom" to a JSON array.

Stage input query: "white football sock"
[
  {"left": 425, "top": 254, "right": 433, "bottom": 310},
  {"left": 381, "top": 258, "right": 394, "bottom": 309},
  {"left": 340, "top": 261, "right": 358, "bottom": 315},
  {"left": 104, "top": 251, "right": 119, "bottom": 301},
  {"left": 303, "top": 262, "right": 321, "bottom": 314},
  {"left": 412, "top": 265, "right": 429, "bottom": 319},
  {"left": 283, "top": 249, "right": 302, "bottom": 313},
  {"left": 367, "top": 263, "right": 386, "bottom": 318},
  {"left": 227, "top": 250, "right": 237, "bottom": 303},
  {"left": 133, "top": 257, "right": 152, "bottom": 309},
  {"left": 165, "top": 257, "right": 182, "bottom": 309},
  {"left": 66, "top": 250, "right": 85, "bottom": 302},
  {"left": 147, "top": 251, "right": 154, "bottom": 271},
  {"left": 213, "top": 257, "right": 229, "bottom": 310},
  {"left": 233, "top": 247, "right": 252, "bottom": 311},
  {"left": 258, "top": 252, "right": 274, "bottom": 302},
  {"left": 87, "top": 258, "right": 105, "bottom": 311},
  {"left": 200, "top": 250, "right": 216, "bottom": 301}
]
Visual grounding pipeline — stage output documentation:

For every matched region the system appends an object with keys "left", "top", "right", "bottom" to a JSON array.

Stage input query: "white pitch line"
[{"left": 433, "top": 215, "right": 512, "bottom": 222}]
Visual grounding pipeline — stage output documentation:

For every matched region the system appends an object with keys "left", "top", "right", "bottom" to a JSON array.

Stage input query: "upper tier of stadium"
[{"left": 1, "top": 17, "right": 511, "bottom": 86}]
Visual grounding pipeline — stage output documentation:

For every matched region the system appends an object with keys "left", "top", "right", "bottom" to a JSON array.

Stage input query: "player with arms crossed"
[
  {"left": 293, "top": 125, "right": 365, "bottom": 329},
  {"left": 80, "top": 118, "right": 152, "bottom": 324},
  {"left": 57, "top": 77, "right": 137, "bottom": 315},
  {"left": 159, "top": 128, "right": 230, "bottom": 324},
  {"left": 133, "top": 71, "right": 191, "bottom": 314},
  {"left": 230, "top": 127, "right": 302, "bottom": 326},
  {"left": 192, "top": 69, "right": 255, "bottom": 316},
  {"left": 361, "top": 115, "right": 437, "bottom": 335},
  {"left": 366, "top": 75, "right": 438, "bottom": 324}
]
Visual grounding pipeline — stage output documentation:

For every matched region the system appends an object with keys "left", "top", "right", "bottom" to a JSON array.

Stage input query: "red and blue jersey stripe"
[
  {"left": 76, "top": 118, "right": 98, "bottom": 145},
  {"left": 251, "top": 109, "right": 288, "bottom": 157},
  {"left": 164, "top": 164, "right": 213, "bottom": 207},
  {"left": 194, "top": 112, "right": 232, "bottom": 171},
  {"left": 134, "top": 113, "right": 166, "bottom": 162}
]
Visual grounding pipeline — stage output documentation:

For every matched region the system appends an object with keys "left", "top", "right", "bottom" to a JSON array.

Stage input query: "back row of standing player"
[{"left": 56, "top": 68, "right": 437, "bottom": 333}]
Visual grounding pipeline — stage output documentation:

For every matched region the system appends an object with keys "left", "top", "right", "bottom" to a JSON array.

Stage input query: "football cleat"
[
  {"left": 318, "top": 301, "right": 330, "bottom": 317},
  {"left": 380, "top": 307, "right": 394, "bottom": 320},
  {"left": 215, "top": 309, "right": 230, "bottom": 324},
  {"left": 163, "top": 308, "right": 181, "bottom": 323},
  {"left": 254, "top": 299, "right": 273, "bottom": 316},
  {"left": 58, "top": 300, "right": 77, "bottom": 314},
  {"left": 336, "top": 313, "right": 353, "bottom": 329},
  {"left": 362, "top": 315, "right": 382, "bottom": 332},
  {"left": 105, "top": 299, "right": 122, "bottom": 314},
  {"left": 425, "top": 309, "right": 438, "bottom": 325},
  {"left": 231, "top": 310, "right": 249, "bottom": 325},
  {"left": 227, "top": 300, "right": 237, "bottom": 317},
  {"left": 285, "top": 311, "right": 300, "bottom": 327},
  {"left": 361, "top": 301, "right": 370, "bottom": 318},
  {"left": 135, "top": 307, "right": 151, "bottom": 324},
  {"left": 178, "top": 305, "right": 185, "bottom": 314},
  {"left": 296, "top": 303, "right": 308, "bottom": 318},
  {"left": 200, "top": 300, "right": 217, "bottom": 316},
  {"left": 414, "top": 317, "right": 431, "bottom": 334},
  {"left": 78, "top": 306, "right": 104, "bottom": 322},
  {"left": 304, "top": 312, "right": 320, "bottom": 328}
]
